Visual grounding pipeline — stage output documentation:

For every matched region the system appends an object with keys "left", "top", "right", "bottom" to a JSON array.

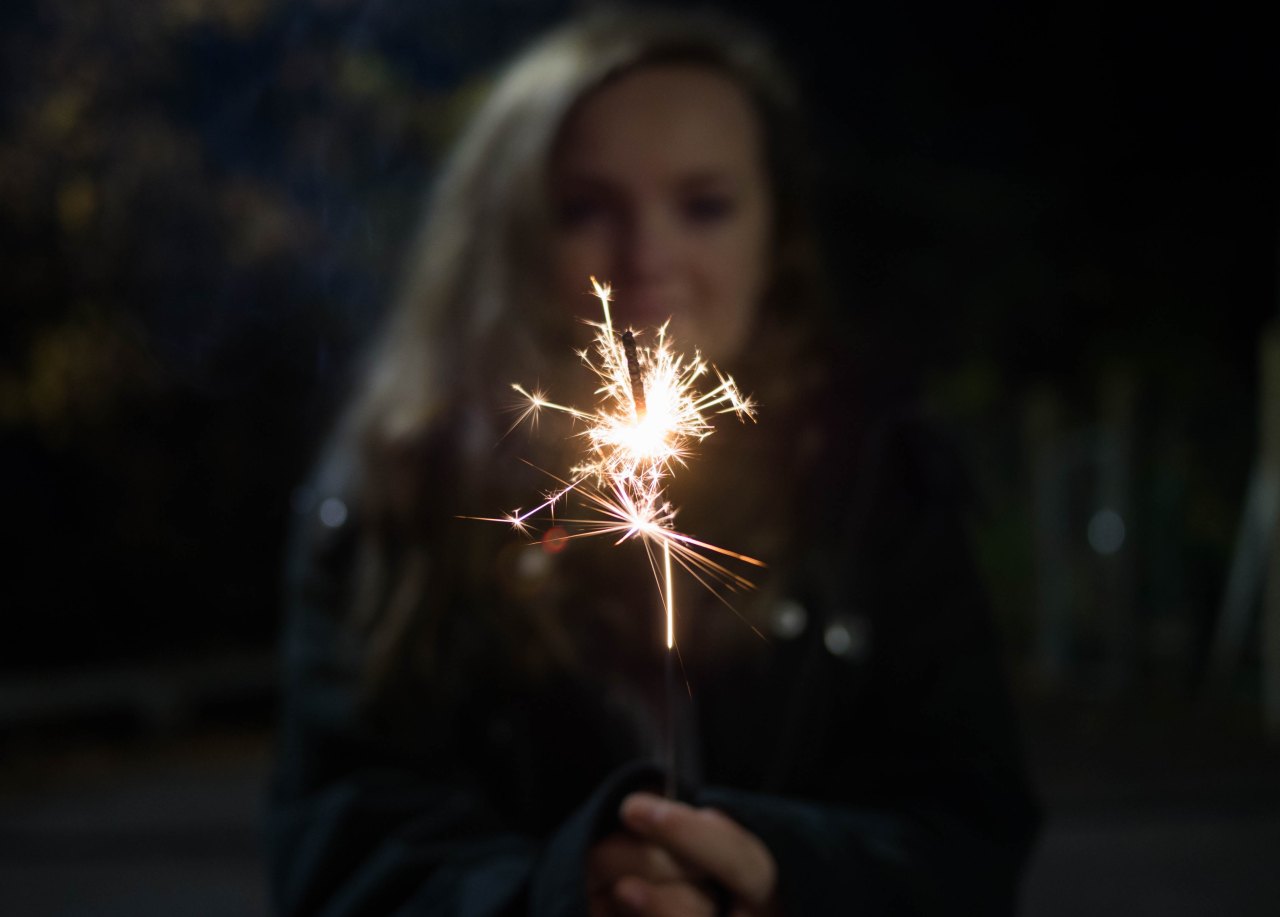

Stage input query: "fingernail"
[{"left": 621, "top": 793, "right": 668, "bottom": 826}]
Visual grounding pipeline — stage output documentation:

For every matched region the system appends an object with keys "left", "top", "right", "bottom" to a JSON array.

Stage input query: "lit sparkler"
[
  {"left": 478, "top": 277, "right": 762, "bottom": 797},
  {"left": 484, "top": 277, "right": 764, "bottom": 648}
]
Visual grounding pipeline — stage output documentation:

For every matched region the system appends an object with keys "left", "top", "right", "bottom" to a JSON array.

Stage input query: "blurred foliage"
[{"left": 0, "top": 0, "right": 569, "bottom": 667}]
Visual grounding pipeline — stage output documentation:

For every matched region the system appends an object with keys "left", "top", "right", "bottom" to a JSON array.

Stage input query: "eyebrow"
[{"left": 556, "top": 169, "right": 741, "bottom": 194}]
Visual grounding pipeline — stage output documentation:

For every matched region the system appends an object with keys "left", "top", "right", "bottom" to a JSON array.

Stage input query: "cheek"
[
  {"left": 711, "top": 208, "right": 772, "bottom": 313},
  {"left": 683, "top": 236, "right": 766, "bottom": 362}
]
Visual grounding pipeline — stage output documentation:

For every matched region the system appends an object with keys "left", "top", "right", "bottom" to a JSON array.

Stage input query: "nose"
[{"left": 618, "top": 207, "right": 676, "bottom": 285}]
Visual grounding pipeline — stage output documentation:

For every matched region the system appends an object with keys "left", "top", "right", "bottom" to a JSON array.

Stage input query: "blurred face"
[{"left": 550, "top": 64, "right": 773, "bottom": 363}]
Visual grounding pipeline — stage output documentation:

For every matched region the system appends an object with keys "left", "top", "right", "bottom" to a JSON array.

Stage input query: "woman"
[{"left": 269, "top": 8, "right": 1038, "bottom": 916}]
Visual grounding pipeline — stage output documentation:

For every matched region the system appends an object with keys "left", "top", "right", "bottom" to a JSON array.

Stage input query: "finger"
[
  {"left": 618, "top": 794, "right": 777, "bottom": 906},
  {"left": 613, "top": 876, "right": 718, "bottom": 917},
  {"left": 588, "top": 832, "right": 699, "bottom": 892}
]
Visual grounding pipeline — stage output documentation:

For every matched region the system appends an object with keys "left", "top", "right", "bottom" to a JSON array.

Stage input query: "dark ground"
[
  {"left": 1, "top": 683, "right": 1276, "bottom": 916},
  {"left": 1018, "top": 696, "right": 1280, "bottom": 916}
]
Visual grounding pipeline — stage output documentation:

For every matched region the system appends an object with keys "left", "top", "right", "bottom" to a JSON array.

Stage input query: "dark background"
[{"left": 1, "top": 1, "right": 1277, "bottom": 914}]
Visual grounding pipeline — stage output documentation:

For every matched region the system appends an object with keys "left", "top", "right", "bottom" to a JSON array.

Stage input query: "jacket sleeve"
[
  {"left": 265, "top": 469, "right": 654, "bottom": 917},
  {"left": 701, "top": 782, "right": 1030, "bottom": 917},
  {"left": 698, "top": 411, "right": 1040, "bottom": 917}
]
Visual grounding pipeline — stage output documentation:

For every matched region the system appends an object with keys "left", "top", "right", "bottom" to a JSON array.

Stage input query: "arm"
[
  {"left": 267, "top": 476, "right": 530, "bottom": 916},
  {"left": 688, "top": 411, "right": 1039, "bottom": 916},
  {"left": 266, "top": 459, "right": 660, "bottom": 917}
]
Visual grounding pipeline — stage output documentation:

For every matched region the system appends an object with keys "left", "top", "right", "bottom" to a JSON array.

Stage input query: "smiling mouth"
[{"left": 614, "top": 294, "right": 677, "bottom": 329}]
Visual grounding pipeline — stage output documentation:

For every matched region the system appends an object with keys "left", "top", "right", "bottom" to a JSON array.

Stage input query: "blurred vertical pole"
[
  {"left": 1261, "top": 323, "right": 1280, "bottom": 732},
  {"left": 1027, "top": 387, "right": 1072, "bottom": 687},
  {"left": 1209, "top": 459, "right": 1278, "bottom": 689},
  {"left": 1207, "top": 311, "right": 1280, "bottom": 725}
]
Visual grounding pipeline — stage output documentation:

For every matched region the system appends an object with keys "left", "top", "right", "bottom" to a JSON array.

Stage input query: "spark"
[{"left": 478, "top": 277, "right": 763, "bottom": 646}]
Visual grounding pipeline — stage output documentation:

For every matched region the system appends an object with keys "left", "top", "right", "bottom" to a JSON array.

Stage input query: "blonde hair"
[{"left": 330, "top": 7, "right": 823, "bottom": 698}]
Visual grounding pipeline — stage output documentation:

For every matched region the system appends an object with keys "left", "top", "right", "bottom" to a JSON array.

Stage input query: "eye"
[{"left": 681, "top": 193, "right": 735, "bottom": 225}]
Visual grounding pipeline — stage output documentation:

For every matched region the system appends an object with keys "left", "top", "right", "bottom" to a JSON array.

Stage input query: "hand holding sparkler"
[{"left": 586, "top": 793, "right": 781, "bottom": 917}]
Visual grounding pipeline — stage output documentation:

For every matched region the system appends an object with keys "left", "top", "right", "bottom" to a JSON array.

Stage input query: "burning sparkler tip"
[{"left": 620, "top": 329, "right": 647, "bottom": 417}]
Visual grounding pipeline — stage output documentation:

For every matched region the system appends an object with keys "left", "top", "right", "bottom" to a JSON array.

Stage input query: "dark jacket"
[{"left": 267, "top": 404, "right": 1040, "bottom": 916}]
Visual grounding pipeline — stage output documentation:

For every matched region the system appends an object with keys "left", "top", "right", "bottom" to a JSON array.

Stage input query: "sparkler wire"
[{"left": 473, "top": 277, "right": 762, "bottom": 796}]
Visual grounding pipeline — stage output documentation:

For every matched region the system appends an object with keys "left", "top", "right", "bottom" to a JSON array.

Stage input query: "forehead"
[{"left": 553, "top": 63, "right": 764, "bottom": 180}]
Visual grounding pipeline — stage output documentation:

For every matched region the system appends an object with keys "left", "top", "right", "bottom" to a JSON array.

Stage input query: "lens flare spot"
[{"left": 542, "top": 525, "right": 570, "bottom": 554}]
